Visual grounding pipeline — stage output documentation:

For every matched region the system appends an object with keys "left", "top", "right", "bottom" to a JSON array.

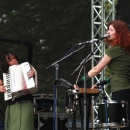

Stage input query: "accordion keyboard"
[{"left": 3, "top": 72, "right": 12, "bottom": 101}]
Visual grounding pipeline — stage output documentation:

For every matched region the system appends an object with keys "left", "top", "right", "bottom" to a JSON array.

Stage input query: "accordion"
[{"left": 3, "top": 62, "right": 38, "bottom": 101}]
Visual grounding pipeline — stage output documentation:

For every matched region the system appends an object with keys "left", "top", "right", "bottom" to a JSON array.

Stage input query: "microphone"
[
  {"left": 77, "top": 39, "right": 98, "bottom": 46},
  {"left": 98, "top": 34, "right": 110, "bottom": 41},
  {"left": 77, "top": 34, "right": 110, "bottom": 46},
  {"left": 96, "top": 77, "right": 110, "bottom": 87}
]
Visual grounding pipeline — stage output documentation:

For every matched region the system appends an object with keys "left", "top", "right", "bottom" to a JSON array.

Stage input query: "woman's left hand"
[
  {"left": 91, "top": 84, "right": 98, "bottom": 89},
  {"left": 28, "top": 68, "right": 35, "bottom": 77}
]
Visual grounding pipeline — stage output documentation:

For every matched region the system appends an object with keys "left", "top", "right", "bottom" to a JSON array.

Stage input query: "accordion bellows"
[{"left": 3, "top": 62, "right": 38, "bottom": 101}]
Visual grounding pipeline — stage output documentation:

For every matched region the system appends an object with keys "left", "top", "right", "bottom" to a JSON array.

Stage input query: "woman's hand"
[
  {"left": 28, "top": 68, "right": 35, "bottom": 78},
  {"left": 0, "top": 86, "right": 7, "bottom": 92},
  {"left": 74, "top": 84, "right": 80, "bottom": 90},
  {"left": 91, "top": 84, "right": 98, "bottom": 89}
]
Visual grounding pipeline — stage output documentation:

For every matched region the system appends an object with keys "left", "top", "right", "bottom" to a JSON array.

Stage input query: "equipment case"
[{"left": 35, "top": 112, "right": 68, "bottom": 130}]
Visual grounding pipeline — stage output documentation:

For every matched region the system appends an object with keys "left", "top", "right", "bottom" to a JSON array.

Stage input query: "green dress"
[{"left": 5, "top": 100, "right": 34, "bottom": 130}]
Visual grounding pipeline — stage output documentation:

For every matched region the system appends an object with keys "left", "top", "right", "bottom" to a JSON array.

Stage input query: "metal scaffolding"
[
  {"left": 91, "top": 0, "right": 116, "bottom": 128},
  {"left": 91, "top": 0, "right": 115, "bottom": 85}
]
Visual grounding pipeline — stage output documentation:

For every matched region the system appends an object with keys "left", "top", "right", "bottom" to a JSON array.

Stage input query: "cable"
[
  {"left": 75, "top": 56, "right": 92, "bottom": 85},
  {"left": 62, "top": 44, "right": 77, "bottom": 57}
]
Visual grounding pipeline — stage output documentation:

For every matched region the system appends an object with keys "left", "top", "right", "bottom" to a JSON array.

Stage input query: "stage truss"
[{"left": 91, "top": 0, "right": 116, "bottom": 128}]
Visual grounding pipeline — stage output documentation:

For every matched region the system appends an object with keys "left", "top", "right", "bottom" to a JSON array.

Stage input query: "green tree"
[{"left": 0, "top": 0, "right": 92, "bottom": 114}]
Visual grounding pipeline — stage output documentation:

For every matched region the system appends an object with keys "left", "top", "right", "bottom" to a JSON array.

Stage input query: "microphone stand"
[
  {"left": 46, "top": 45, "right": 87, "bottom": 130},
  {"left": 100, "top": 85, "right": 108, "bottom": 129},
  {"left": 101, "top": 85, "right": 107, "bottom": 101},
  {"left": 71, "top": 42, "right": 102, "bottom": 130}
]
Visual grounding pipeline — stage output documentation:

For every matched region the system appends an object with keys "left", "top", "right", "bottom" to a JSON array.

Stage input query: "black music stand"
[{"left": 46, "top": 45, "right": 86, "bottom": 130}]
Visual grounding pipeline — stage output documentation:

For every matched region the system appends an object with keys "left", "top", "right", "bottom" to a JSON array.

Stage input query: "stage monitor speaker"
[
  {"left": 34, "top": 113, "right": 68, "bottom": 130},
  {"left": 33, "top": 93, "right": 53, "bottom": 113}
]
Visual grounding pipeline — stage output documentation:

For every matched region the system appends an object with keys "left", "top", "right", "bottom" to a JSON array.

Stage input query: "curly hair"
[
  {"left": 105, "top": 20, "right": 130, "bottom": 53},
  {"left": 0, "top": 51, "right": 19, "bottom": 73}
]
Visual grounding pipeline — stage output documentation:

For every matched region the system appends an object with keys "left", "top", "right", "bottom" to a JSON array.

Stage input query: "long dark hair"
[
  {"left": 0, "top": 51, "right": 19, "bottom": 73},
  {"left": 105, "top": 20, "right": 130, "bottom": 53}
]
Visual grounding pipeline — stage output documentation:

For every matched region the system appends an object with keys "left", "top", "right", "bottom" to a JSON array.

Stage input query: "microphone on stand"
[
  {"left": 77, "top": 34, "right": 110, "bottom": 46},
  {"left": 98, "top": 34, "right": 110, "bottom": 41},
  {"left": 77, "top": 39, "right": 98, "bottom": 46},
  {"left": 96, "top": 77, "right": 110, "bottom": 87}
]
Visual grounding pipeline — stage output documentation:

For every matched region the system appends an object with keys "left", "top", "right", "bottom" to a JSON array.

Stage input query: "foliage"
[{"left": 0, "top": 0, "right": 92, "bottom": 113}]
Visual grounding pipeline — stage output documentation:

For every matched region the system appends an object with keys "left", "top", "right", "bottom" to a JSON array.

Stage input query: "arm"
[
  {"left": 74, "top": 54, "right": 112, "bottom": 90},
  {"left": 88, "top": 54, "right": 112, "bottom": 77},
  {"left": 91, "top": 77, "right": 111, "bottom": 89},
  {"left": 28, "top": 66, "right": 38, "bottom": 88}
]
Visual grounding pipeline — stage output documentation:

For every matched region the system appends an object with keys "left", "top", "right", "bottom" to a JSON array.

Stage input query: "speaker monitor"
[{"left": 34, "top": 113, "right": 68, "bottom": 130}]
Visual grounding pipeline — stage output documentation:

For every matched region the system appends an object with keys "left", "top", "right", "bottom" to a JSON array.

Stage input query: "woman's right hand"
[
  {"left": 28, "top": 68, "right": 35, "bottom": 78},
  {"left": 0, "top": 86, "right": 7, "bottom": 92},
  {"left": 74, "top": 84, "right": 80, "bottom": 90}
]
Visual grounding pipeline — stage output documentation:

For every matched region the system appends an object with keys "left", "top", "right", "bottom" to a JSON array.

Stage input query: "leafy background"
[
  {"left": 0, "top": 0, "right": 92, "bottom": 121},
  {"left": 0, "top": 0, "right": 129, "bottom": 124}
]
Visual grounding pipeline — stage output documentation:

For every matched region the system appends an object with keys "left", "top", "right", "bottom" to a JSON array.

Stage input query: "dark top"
[{"left": 106, "top": 46, "right": 130, "bottom": 92}]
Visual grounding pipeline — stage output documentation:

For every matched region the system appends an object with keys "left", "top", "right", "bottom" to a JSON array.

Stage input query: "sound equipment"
[
  {"left": 33, "top": 93, "right": 53, "bottom": 113},
  {"left": 3, "top": 62, "right": 38, "bottom": 101},
  {"left": 34, "top": 113, "right": 68, "bottom": 130},
  {"left": 96, "top": 100, "right": 129, "bottom": 129}
]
